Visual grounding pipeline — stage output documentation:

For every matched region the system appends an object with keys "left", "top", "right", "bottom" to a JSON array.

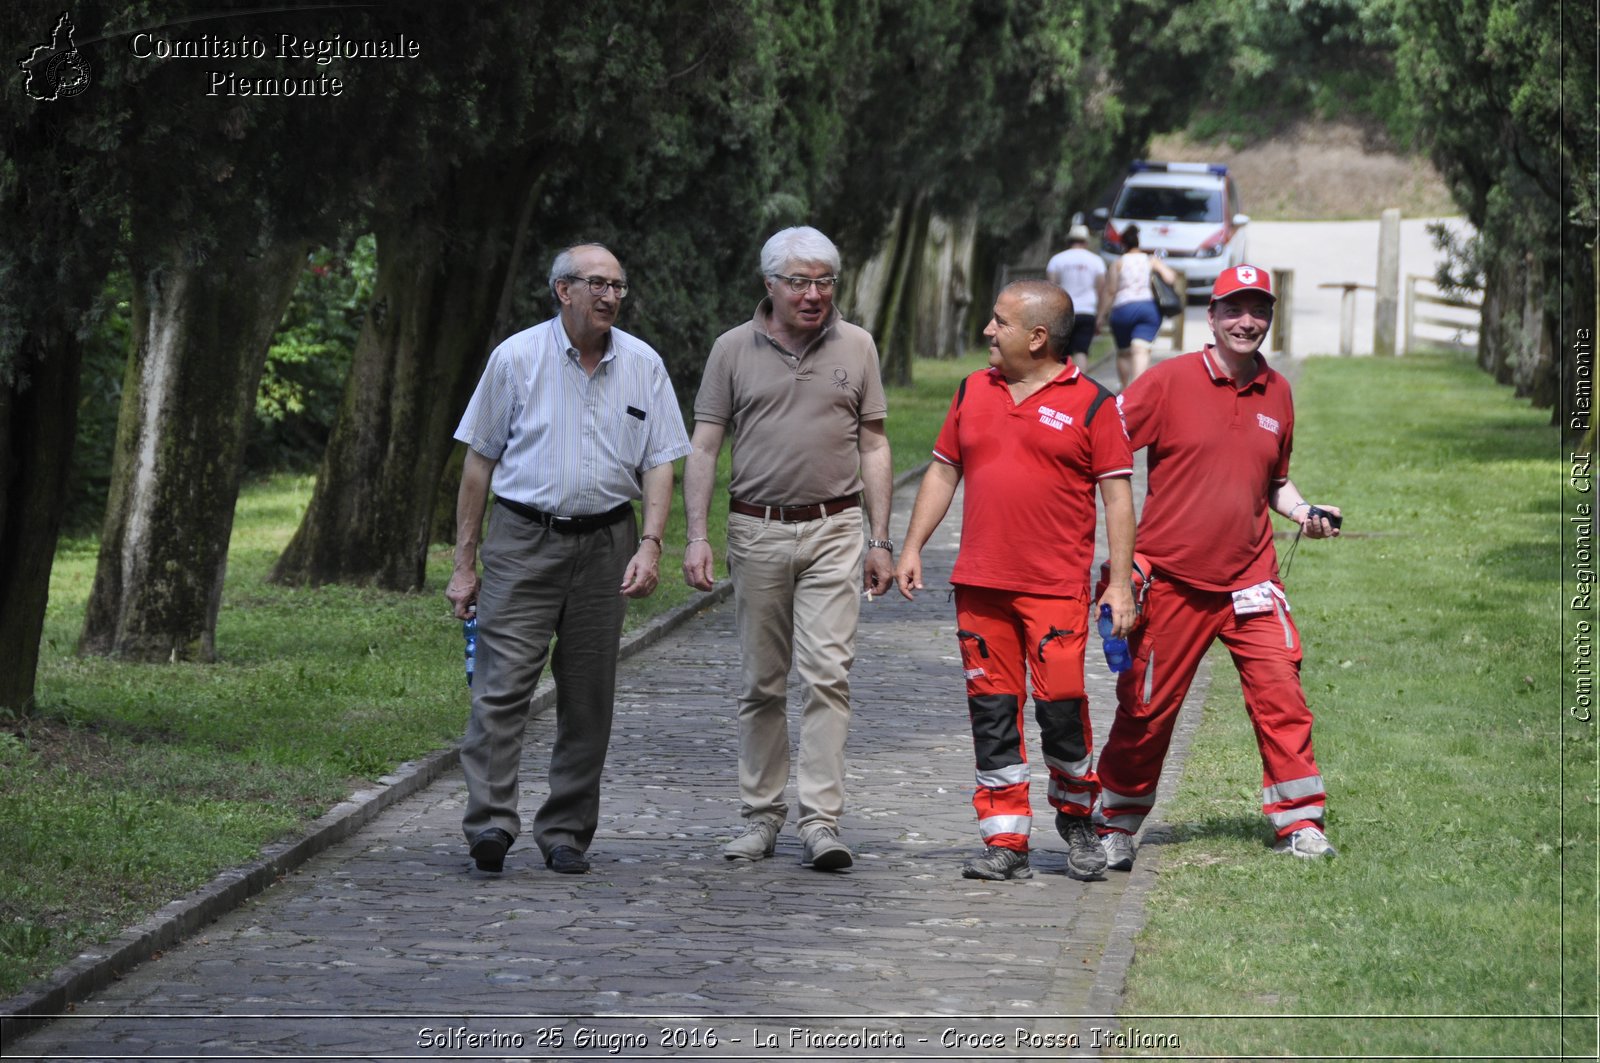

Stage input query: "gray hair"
[
  {"left": 759, "top": 226, "right": 841, "bottom": 278},
  {"left": 548, "top": 243, "right": 615, "bottom": 302}
]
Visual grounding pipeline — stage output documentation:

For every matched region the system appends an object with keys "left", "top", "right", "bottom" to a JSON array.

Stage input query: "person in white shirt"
[
  {"left": 447, "top": 243, "right": 692, "bottom": 876},
  {"left": 1044, "top": 224, "right": 1107, "bottom": 370}
]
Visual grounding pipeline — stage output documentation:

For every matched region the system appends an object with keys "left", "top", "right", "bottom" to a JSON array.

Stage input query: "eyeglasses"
[
  {"left": 771, "top": 274, "right": 838, "bottom": 295},
  {"left": 565, "top": 275, "right": 629, "bottom": 298}
]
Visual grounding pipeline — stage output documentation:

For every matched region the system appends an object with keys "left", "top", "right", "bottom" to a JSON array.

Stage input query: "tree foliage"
[
  {"left": 15, "top": 0, "right": 1572, "bottom": 704},
  {"left": 1167, "top": 0, "right": 1425, "bottom": 147},
  {"left": 1396, "top": 0, "right": 1594, "bottom": 419},
  {"left": 250, "top": 237, "right": 376, "bottom": 473}
]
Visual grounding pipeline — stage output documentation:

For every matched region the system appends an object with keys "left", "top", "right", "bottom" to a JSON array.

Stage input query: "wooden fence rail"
[{"left": 1405, "top": 273, "right": 1482, "bottom": 354}]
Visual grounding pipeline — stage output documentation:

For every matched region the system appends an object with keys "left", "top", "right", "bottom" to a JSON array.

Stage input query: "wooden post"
[
  {"left": 1404, "top": 275, "right": 1417, "bottom": 354},
  {"left": 1374, "top": 207, "right": 1401, "bottom": 356},
  {"left": 1340, "top": 287, "right": 1357, "bottom": 356},
  {"left": 1319, "top": 282, "right": 1375, "bottom": 356},
  {"left": 1172, "top": 273, "right": 1187, "bottom": 351},
  {"left": 1272, "top": 268, "right": 1294, "bottom": 354}
]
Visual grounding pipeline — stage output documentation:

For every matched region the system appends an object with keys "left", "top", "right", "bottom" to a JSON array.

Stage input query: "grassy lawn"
[
  {"left": 1116, "top": 352, "right": 1594, "bottom": 1059},
  {"left": 0, "top": 353, "right": 986, "bottom": 997}
]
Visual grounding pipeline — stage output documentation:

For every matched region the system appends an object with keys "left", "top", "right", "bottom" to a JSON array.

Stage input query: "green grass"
[
  {"left": 1117, "top": 351, "right": 1594, "bottom": 1059},
  {"left": 0, "top": 353, "right": 986, "bottom": 996}
]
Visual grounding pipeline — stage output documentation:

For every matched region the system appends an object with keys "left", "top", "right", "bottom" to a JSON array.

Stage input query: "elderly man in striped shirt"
[{"left": 447, "top": 243, "right": 691, "bottom": 876}]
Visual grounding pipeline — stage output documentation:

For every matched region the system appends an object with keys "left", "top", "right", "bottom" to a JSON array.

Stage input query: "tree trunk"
[
  {"left": 1487, "top": 260, "right": 1520, "bottom": 386},
  {"left": 842, "top": 202, "right": 903, "bottom": 339},
  {"left": 1519, "top": 298, "right": 1557, "bottom": 409},
  {"left": 0, "top": 321, "right": 87, "bottom": 711},
  {"left": 930, "top": 210, "right": 978, "bottom": 359},
  {"left": 1477, "top": 258, "right": 1500, "bottom": 374},
  {"left": 79, "top": 240, "right": 307, "bottom": 662},
  {"left": 877, "top": 191, "right": 931, "bottom": 389},
  {"left": 270, "top": 160, "right": 537, "bottom": 591},
  {"left": 1513, "top": 253, "right": 1550, "bottom": 402}
]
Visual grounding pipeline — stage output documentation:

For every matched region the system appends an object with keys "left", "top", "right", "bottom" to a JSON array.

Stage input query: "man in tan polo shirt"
[{"left": 683, "top": 225, "right": 894, "bottom": 871}]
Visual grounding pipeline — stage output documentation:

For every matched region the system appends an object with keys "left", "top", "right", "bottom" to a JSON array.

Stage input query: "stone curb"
[
  {"left": 0, "top": 459, "right": 1134, "bottom": 1045},
  {"left": 0, "top": 469, "right": 934, "bottom": 1039},
  {"left": 1075, "top": 350, "right": 1309, "bottom": 1047},
  {"left": 1077, "top": 655, "right": 1213, "bottom": 1052},
  {"left": 0, "top": 573, "right": 736, "bottom": 1041}
]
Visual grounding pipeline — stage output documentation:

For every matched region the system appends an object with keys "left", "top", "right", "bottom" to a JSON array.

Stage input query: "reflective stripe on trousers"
[
  {"left": 956, "top": 586, "right": 1098, "bottom": 849},
  {"left": 1093, "top": 576, "right": 1326, "bottom": 839}
]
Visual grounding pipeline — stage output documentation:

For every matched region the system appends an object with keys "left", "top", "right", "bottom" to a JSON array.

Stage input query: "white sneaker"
[
  {"left": 801, "top": 826, "right": 853, "bottom": 871},
  {"left": 1273, "top": 825, "right": 1336, "bottom": 859},
  {"left": 723, "top": 817, "right": 781, "bottom": 860},
  {"left": 1100, "top": 831, "right": 1136, "bottom": 872}
]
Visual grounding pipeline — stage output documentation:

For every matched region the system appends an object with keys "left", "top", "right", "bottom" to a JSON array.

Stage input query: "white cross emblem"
[{"left": 1236, "top": 266, "right": 1257, "bottom": 284}]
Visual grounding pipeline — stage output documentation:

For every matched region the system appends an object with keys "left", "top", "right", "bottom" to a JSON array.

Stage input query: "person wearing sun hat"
[
  {"left": 1045, "top": 223, "right": 1108, "bottom": 369},
  {"left": 1092, "top": 264, "right": 1344, "bottom": 868}
]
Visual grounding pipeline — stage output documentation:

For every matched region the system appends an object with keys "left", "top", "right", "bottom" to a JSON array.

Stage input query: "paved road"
[
  {"left": 1168, "top": 216, "right": 1473, "bottom": 357},
  {"left": 6, "top": 360, "right": 1215, "bottom": 1062}
]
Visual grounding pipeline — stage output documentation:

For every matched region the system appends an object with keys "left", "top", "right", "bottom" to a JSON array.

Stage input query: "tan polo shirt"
[{"left": 694, "top": 300, "right": 888, "bottom": 505}]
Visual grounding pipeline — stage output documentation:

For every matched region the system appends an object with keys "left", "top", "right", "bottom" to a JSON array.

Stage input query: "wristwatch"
[{"left": 867, "top": 539, "right": 894, "bottom": 552}]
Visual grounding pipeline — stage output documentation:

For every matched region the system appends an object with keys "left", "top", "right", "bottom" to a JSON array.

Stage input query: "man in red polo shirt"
[
  {"left": 1093, "top": 264, "right": 1342, "bottom": 869},
  {"left": 895, "top": 280, "right": 1136, "bottom": 881}
]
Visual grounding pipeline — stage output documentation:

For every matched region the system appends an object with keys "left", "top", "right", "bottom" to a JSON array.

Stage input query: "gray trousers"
[{"left": 459, "top": 505, "right": 634, "bottom": 857}]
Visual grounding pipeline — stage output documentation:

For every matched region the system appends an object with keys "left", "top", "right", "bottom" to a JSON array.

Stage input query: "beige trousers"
[{"left": 725, "top": 508, "right": 863, "bottom": 834}]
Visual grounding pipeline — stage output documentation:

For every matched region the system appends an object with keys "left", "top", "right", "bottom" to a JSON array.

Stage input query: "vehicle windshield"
[{"left": 1115, "top": 185, "right": 1223, "bottom": 223}]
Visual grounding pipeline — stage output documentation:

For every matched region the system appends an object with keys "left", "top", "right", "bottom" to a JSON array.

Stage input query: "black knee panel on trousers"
[
  {"left": 968, "top": 693, "right": 1022, "bottom": 770},
  {"left": 1035, "top": 698, "right": 1088, "bottom": 763}
]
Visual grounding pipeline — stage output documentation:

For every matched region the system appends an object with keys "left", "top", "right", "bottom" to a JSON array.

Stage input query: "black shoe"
[
  {"left": 962, "top": 845, "right": 1034, "bottom": 880},
  {"left": 545, "top": 844, "right": 591, "bottom": 874},
  {"left": 469, "top": 828, "right": 513, "bottom": 873},
  {"left": 1055, "top": 811, "right": 1108, "bottom": 880}
]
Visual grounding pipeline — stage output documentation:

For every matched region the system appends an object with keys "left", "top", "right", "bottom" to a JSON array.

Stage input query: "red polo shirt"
[
  {"left": 1117, "top": 346, "right": 1293, "bottom": 591},
  {"left": 933, "top": 363, "right": 1133, "bottom": 596}
]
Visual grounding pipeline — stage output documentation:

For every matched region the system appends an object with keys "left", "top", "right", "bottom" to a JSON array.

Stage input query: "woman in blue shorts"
[{"left": 1099, "top": 224, "right": 1181, "bottom": 388}]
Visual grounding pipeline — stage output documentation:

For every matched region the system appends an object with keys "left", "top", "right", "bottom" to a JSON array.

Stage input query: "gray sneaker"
[
  {"left": 801, "top": 826, "right": 853, "bottom": 871},
  {"left": 1055, "top": 811, "right": 1108, "bottom": 880},
  {"left": 1273, "top": 825, "right": 1336, "bottom": 859},
  {"left": 962, "top": 845, "right": 1034, "bottom": 880},
  {"left": 723, "top": 816, "right": 781, "bottom": 861},
  {"left": 1100, "top": 830, "right": 1136, "bottom": 872}
]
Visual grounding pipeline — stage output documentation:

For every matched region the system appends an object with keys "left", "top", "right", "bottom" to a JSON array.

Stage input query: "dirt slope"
[{"left": 1148, "top": 121, "right": 1458, "bottom": 222}]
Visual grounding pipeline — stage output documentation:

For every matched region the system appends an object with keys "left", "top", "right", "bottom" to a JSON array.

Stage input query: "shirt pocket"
[{"left": 606, "top": 397, "right": 649, "bottom": 457}]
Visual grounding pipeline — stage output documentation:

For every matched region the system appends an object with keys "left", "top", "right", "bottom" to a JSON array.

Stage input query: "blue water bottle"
[
  {"left": 1099, "top": 604, "right": 1131, "bottom": 674},
  {"left": 463, "top": 611, "right": 478, "bottom": 688}
]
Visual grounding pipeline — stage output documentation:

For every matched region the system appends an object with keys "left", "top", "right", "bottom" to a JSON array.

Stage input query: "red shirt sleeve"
[
  {"left": 1116, "top": 367, "right": 1161, "bottom": 452},
  {"left": 931, "top": 375, "right": 970, "bottom": 467},
  {"left": 1091, "top": 388, "right": 1134, "bottom": 479},
  {"left": 1273, "top": 420, "right": 1293, "bottom": 484}
]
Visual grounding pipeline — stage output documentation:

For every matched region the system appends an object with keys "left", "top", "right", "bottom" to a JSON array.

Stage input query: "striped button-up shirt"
[{"left": 454, "top": 317, "right": 691, "bottom": 516}]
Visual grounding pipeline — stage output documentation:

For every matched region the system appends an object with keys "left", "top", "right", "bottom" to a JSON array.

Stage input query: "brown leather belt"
[
  {"left": 495, "top": 497, "right": 632, "bottom": 533},
  {"left": 728, "top": 494, "right": 860, "bottom": 523}
]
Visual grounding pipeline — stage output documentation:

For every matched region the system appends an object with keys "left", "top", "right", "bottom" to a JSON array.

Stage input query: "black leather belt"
[
  {"left": 728, "top": 494, "right": 860, "bottom": 523},
  {"left": 495, "top": 497, "right": 631, "bottom": 533}
]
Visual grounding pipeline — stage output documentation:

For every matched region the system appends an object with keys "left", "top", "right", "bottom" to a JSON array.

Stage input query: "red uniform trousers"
[
  {"left": 955, "top": 585, "right": 1098, "bottom": 853},
  {"left": 1094, "top": 576, "right": 1326, "bottom": 840}
]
